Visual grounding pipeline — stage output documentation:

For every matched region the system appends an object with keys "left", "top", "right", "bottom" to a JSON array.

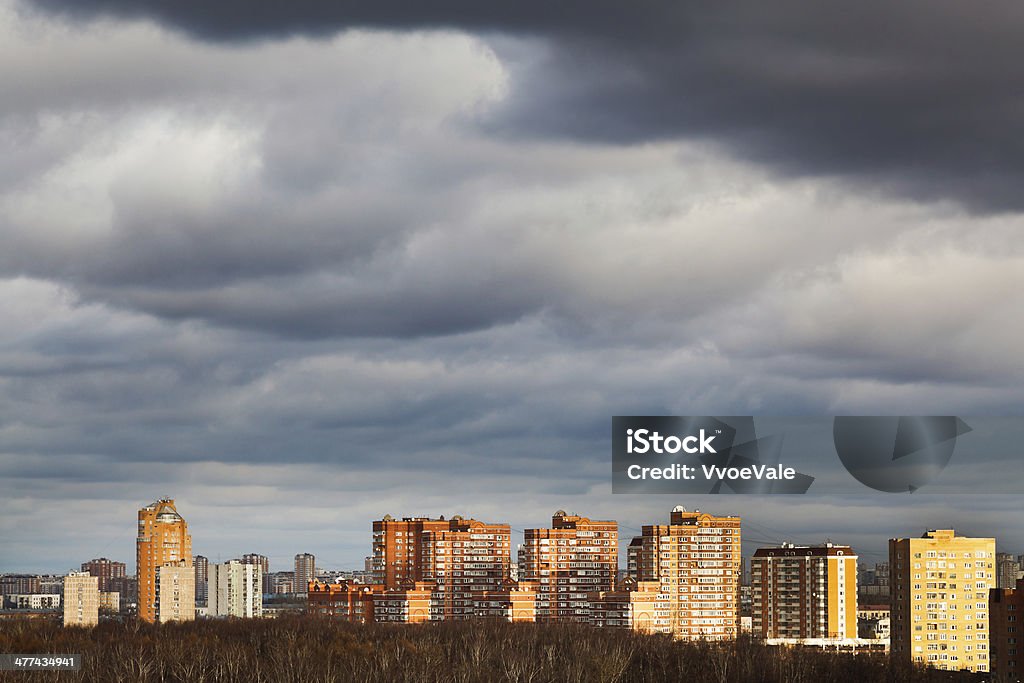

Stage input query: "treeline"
[{"left": 0, "top": 617, "right": 981, "bottom": 683}]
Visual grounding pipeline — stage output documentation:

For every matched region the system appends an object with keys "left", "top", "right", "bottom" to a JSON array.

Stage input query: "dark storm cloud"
[{"left": 24, "top": 0, "right": 1024, "bottom": 211}]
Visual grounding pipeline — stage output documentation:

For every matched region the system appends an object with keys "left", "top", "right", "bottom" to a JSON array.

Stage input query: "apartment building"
[
  {"left": 751, "top": 543, "right": 857, "bottom": 641},
  {"left": 521, "top": 511, "right": 617, "bottom": 623},
  {"left": 890, "top": 529, "right": 996, "bottom": 674},
  {"left": 80, "top": 558, "right": 126, "bottom": 593},
  {"left": 990, "top": 578, "right": 1023, "bottom": 683},
  {"left": 372, "top": 514, "right": 511, "bottom": 621},
  {"left": 137, "top": 499, "right": 194, "bottom": 623},
  {"left": 631, "top": 506, "right": 741, "bottom": 640},
  {"left": 208, "top": 560, "right": 263, "bottom": 618},
  {"left": 307, "top": 580, "right": 380, "bottom": 623},
  {"left": 294, "top": 554, "right": 315, "bottom": 597},
  {"left": 589, "top": 578, "right": 670, "bottom": 633},
  {"left": 62, "top": 572, "right": 99, "bottom": 627},
  {"left": 475, "top": 579, "right": 539, "bottom": 622},
  {"left": 374, "top": 581, "right": 433, "bottom": 623},
  {"left": 194, "top": 555, "right": 209, "bottom": 607}
]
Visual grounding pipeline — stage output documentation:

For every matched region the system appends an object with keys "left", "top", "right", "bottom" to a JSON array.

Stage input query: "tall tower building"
[
  {"left": 194, "top": 555, "right": 209, "bottom": 607},
  {"left": 294, "top": 553, "right": 316, "bottom": 596},
  {"left": 521, "top": 511, "right": 617, "bottom": 623},
  {"left": 63, "top": 572, "right": 99, "bottom": 627},
  {"left": 241, "top": 553, "right": 270, "bottom": 590},
  {"left": 631, "top": 506, "right": 742, "bottom": 640},
  {"left": 137, "top": 498, "right": 194, "bottom": 623},
  {"left": 208, "top": 560, "right": 262, "bottom": 618},
  {"left": 80, "top": 558, "right": 126, "bottom": 593},
  {"left": 890, "top": 529, "right": 996, "bottom": 674},
  {"left": 371, "top": 514, "right": 511, "bottom": 621},
  {"left": 751, "top": 542, "right": 857, "bottom": 641}
]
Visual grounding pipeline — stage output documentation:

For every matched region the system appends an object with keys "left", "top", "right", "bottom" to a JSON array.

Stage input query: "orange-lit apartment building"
[
  {"left": 589, "top": 578, "right": 670, "bottom": 633},
  {"left": 475, "top": 579, "right": 539, "bottom": 622},
  {"left": 521, "top": 511, "right": 617, "bottom": 623},
  {"left": 990, "top": 577, "right": 1023, "bottom": 683},
  {"left": 137, "top": 499, "right": 194, "bottom": 623},
  {"left": 307, "top": 580, "right": 381, "bottom": 623},
  {"left": 631, "top": 506, "right": 742, "bottom": 640},
  {"left": 890, "top": 529, "right": 996, "bottom": 674},
  {"left": 374, "top": 581, "right": 434, "bottom": 623},
  {"left": 751, "top": 543, "right": 857, "bottom": 641},
  {"left": 372, "top": 514, "right": 511, "bottom": 621}
]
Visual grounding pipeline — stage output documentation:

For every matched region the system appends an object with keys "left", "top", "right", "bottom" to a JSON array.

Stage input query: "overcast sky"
[{"left": 2, "top": 0, "right": 1023, "bottom": 575}]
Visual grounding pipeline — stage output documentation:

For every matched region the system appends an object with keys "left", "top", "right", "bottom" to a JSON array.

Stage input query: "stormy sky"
[{"left": 2, "top": 0, "right": 1023, "bottom": 574}]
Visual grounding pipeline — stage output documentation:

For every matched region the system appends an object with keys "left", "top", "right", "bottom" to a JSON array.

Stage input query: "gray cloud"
[
  {"left": 2, "top": 2, "right": 1024, "bottom": 573},
  {"left": 22, "top": 0, "right": 1024, "bottom": 211}
]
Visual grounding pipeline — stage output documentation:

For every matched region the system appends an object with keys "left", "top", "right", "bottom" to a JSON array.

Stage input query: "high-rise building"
[
  {"left": 997, "top": 553, "right": 1021, "bottom": 590},
  {"left": 208, "top": 560, "right": 262, "bottom": 618},
  {"left": 371, "top": 514, "right": 512, "bottom": 620},
  {"left": 631, "top": 506, "right": 742, "bottom": 640},
  {"left": 990, "top": 577, "right": 1023, "bottom": 683},
  {"left": 157, "top": 562, "right": 195, "bottom": 623},
  {"left": 80, "top": 558, "right": 126, "bottom": 593},
  {"left": 751, "top": 542, "right": 857, "bottom": 641},
  {"left": 194, "top": 555, "right": 209, "bottom": 607},
  {"left": 294, "top": 554, "right": 315, "bottom": 596},
  {"left": 62, "top": 572, "right": 99, "bottom": 627},
  {"left": 521, "top": 510, "right": 617, "bottom": 623},
  {"left": 241, "top": 554, "right": 270, "bottom": 591},
  {"left": 137, "top": 498, "right": 194, "bottom": 623},
  {"left": 890, "top": 529, "right": 996, "bottom": 674}
]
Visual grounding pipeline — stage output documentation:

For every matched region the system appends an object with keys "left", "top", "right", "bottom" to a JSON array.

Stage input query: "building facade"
[
  {"left": 137, "top": 499, "right": 194, "bottom": 623},
  {"left": 751, "top": 543, "right": 857, "bottom": 641},
  {"left": 521, "top": 511, "right": 617, "bottom": 623},
  {"left": 241, "top": 554, "right": 270, "bottom": 590},
  {"left": 308, "top": 580, "right": 380, "bottom": 623},
  {"left": 62, "top": 572, "right": 98, "bottom": 627},
  {"left": 990, "top": 578, "right": 1023, "bottom": 683},
  {"left": 588, "top": 579, "right": 670, "bottom": 633},
  {"left": 631, "top": 506, "right": 742, "bottom": 640},
  {"left": 890, "top": 529, "right": 996, "bottom": 674},
  {"left": 80, "top": 558, "right": 126, "bottom": 593},
  {"left": 194, "top": 555, "right": 209, "bottom": 607},
  {"left": 294, "top": 554, "right": 315, "bottom": 597},
  {"left": 208, "top": 560, "right": 262, "bottom": 618}
]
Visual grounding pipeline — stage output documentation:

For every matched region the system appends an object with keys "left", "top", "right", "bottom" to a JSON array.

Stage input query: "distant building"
[
  {"left": 98, "top": 592, "right": 120, "bottom": 614},
  {"left": 137, "top": 499, "right": 194, "bottom": 623},
  {"left": 267, "top": 571, "right": 295, "bottom": 595},
  {"left": 194, "top": 555, "right": 209, "bottom": 607},
  {"left": 890, "top": 529, "right": 995, "bottom": 674},
  {"left": 630, "top": 506, "right": 741, "bottom": 640},
  {"left": 997, "top": 553, "right": 1021, "bottom": 590},
  {"left": 588, "top": 579, "right": 669, "bottom": 633},
  {"left": 3, "top": 594, "right": 61, "bottom": 610},
  {"left": 990, "top": 578, "right": 1023, "bottom": 683},
  {"left": 80, "top": 558, "right": 126, "bottom": 593},
  {"left": 241, "top": 554, "right": 270, "bottom": 590},
  {"left": 374, "top": 581, "right": 433, "bottom": 623},
  {"left": 62, "top": 572, "right": 98, "bottom": 627},
  {"left": 294, "top": 554, "right": 315, "bottom": 597},
  {"left": 475, "top": 579, "right": 538, "bottom": 622},
  {"left": 308, "top": 580, "right": 380, "bottom": 623},
  {"left": 521, "top": 510, "right": 617, "bottom": 624},
  {"left": 108, "top": 576, "right": 137, "bottom": 613},
  {"left": 751, "top": 543, "right": 857, "bottom": 641},
  {"left": 1, "top": 575, "right": 40, "bottom": 596},
  {"left": 208, "top": 560, "right": 262, "bottom": 618}
]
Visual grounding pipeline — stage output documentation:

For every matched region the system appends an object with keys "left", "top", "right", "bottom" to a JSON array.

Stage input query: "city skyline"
[{"left": 2, "top": 0, "right": 1024, "bottom": 580}]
